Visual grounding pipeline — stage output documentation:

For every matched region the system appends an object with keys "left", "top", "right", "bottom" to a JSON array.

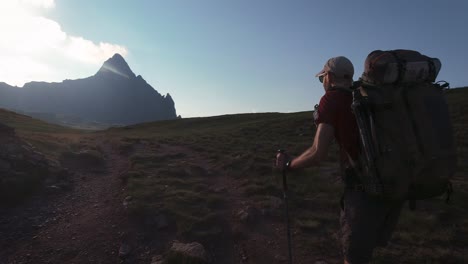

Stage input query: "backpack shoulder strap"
[{"left": 329, "top": 86, "right": 353, "bottom": 93}]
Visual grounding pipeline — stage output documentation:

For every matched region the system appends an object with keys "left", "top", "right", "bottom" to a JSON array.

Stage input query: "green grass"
[{"left": 124, "top": 149, "right": 226, "bottom": 239}]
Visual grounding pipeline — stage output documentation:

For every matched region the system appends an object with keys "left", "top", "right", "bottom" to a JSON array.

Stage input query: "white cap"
[{"left": 315, "top": 56, "right": 354, "bottom": 79}]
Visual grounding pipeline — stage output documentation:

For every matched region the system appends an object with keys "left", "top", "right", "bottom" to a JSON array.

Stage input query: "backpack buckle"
[
  {"left": 354, "top": 184, "right": 365, "bottom": 192},
  {"left": 347, "top": 184, "right": 365, "bottom": 192}
]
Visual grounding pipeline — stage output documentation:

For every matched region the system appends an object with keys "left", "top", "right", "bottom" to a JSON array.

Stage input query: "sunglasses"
[
  {"left": 319, "top": 75, "right": 324, "bottom": 83},
  {"left": 318, "top": 72, "right": 329, "bottom": 83}
]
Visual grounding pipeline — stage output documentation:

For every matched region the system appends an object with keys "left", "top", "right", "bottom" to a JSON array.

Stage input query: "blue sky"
[{"left": 1, "top": 0, "right": 467, "bottom": 117}]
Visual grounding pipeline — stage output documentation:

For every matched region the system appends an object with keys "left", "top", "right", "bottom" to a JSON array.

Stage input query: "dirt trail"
[
  {"left": 1, "top": 139, "right": 340, "bottom": 264},
  {"left": 0, "top": 139, "right": 130, "bottom": 264}
]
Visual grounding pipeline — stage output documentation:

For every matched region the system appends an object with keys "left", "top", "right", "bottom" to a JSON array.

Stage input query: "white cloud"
[
  {"left": 20, "top": 0, "right": 55, "bottom": 9},
  {"left": 0, "top": 0, "right": 128, "bottom": 86},
  {"left": 65, "top": 37, "right": 128, "bottom": 65}
]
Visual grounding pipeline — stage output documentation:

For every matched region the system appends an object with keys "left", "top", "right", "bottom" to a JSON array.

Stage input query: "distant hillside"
[
  {"left": 17, "top": 111, "right": 114, "bottom": 130},
  {"left": 0, "top": 54, "right": 177, "bottom": 126},
  {"left": 0, "top": 108, "right": 75, "bottom": 134}
]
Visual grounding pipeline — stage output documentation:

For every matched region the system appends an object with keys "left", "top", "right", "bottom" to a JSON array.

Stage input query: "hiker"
[{"left": 276, "top": 56, "right": 403, "bottom": 264}]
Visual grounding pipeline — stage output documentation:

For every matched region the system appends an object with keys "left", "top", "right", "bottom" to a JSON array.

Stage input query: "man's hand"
[{"left": 275, "top": 150, "right": 290, "bottom": 171}]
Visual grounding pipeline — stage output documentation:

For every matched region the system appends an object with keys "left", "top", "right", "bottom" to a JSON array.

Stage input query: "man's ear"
[{"left": 327, "top": 72, "right": 335, "bottom": 86}]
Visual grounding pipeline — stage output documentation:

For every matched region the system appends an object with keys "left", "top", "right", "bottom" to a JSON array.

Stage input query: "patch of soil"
[{"left": 0, "top": 138, "right": 130, "bottom": 264}]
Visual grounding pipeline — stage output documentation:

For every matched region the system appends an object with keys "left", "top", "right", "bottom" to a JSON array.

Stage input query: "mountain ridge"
[{"left": 0, "top": 54, "right": 177, "bottom": 126}]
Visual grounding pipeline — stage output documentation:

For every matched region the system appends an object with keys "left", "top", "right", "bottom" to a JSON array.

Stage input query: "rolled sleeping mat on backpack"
[{"left": 361, "top": 50, "right": 441, "bottom": 85}]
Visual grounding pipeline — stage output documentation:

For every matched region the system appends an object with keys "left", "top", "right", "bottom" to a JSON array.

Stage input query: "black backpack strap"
[
  {"left": 446, "top": 181, "right": 453, "bottom": 204},
  {"left": 329, "top": 86, "right": 353, "bottom": 93}
]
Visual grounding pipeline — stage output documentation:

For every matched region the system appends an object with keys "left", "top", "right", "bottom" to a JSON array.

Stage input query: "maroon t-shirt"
[{"left": 314, "top": 89, "right": 360, "bottom": 168}]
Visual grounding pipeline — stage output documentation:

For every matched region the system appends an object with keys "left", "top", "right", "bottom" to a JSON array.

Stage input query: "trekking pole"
[{"left": 278, "top": 149, "right": 293, "bottom": 264}]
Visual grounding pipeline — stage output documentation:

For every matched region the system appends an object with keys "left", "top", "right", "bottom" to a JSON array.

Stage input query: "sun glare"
[{"left": 0, "top": 0, "right": 127, "bottom": 87}]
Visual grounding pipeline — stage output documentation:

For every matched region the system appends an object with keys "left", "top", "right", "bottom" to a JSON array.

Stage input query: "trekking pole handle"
[{"left": 277, "top": 149, "right": 289, "bottom": 191}]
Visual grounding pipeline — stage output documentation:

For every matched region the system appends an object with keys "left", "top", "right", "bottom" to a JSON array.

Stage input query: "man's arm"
[{"left": 289, "top": 123, "right": 335, "bottom": 169}]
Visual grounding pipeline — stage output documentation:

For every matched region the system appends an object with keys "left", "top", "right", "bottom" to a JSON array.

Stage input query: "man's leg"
[{"left": 340, "top": 190, "right": 403, "bottom": 264}]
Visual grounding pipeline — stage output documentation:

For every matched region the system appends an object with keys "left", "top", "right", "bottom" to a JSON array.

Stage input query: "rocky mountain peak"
[{"left": 96, "top": 53, "right": 136, "bottom": 79}]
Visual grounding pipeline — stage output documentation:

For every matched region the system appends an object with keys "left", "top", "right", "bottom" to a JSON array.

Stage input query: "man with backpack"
[
  {"left": 276, "top": 55, "right": 404, "bottom": 264},
  {"left": 277, "top": 51, "right": 456, "bottom": 263}
]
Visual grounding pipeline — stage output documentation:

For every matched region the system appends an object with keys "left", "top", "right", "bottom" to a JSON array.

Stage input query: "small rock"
[
  {"left": 119, "top": 243, "right": 131, "bottom": 258},
  {"left": 169, "top": 241, "right": 208, "bottom": 262},
  {"left": 46, "top": 185, "right": 62, "bottom": 194},
  {"left": 213, "top": 187, "right": 227, "bottom": 193},
  {"left": 151, "top": 255, "right": 164, "bottom": 264},
  {"left": 236, "top": 206, "right": 260, "bottom": 223},
  {"left": 315, "top": 261, "right": 329, "bottom": 264},
  {"left": 237, "top": 209, "right": 249, "bottom": 222},
  {"left": 123, "top": 196, "right": 133, "bottom": 209}
]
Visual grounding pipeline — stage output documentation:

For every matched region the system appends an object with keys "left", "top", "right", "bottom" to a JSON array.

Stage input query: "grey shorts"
[{"left": 340, "top": 189, "right": 403, "bottom": 264}]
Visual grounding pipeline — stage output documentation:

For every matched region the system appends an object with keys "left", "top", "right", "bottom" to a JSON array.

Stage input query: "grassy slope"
[
  {"left": 0, "top": 108, "right": 76, "bottom": 134},
  {"left": 0, "top": 108, "right": 88, "bottom": 159},
  {"left": 1, "top": 86, "right": 466, "bottom": 263},
  {"left": 0, "top": 108, "right": 86, "bottom": 202},
  {"left": 104, "top": 87, "right": 468, "bottom": 263},
  {"left": 105, "top": 112, "right": 330, "bottom": 239}
]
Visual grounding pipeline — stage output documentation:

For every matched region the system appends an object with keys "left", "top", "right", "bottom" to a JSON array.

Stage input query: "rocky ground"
[{"left": 0, "top": 136, "right": 130, "bottom": 263}]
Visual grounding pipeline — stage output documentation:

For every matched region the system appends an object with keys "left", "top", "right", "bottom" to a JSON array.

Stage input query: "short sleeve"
[{"left": 314, "top": 92, "right": 338, "bottom": 128}]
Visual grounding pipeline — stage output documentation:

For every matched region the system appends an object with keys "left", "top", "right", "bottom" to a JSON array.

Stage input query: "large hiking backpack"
[{"left": 351, "top": 49, "right": 457, "bottom": 201}]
